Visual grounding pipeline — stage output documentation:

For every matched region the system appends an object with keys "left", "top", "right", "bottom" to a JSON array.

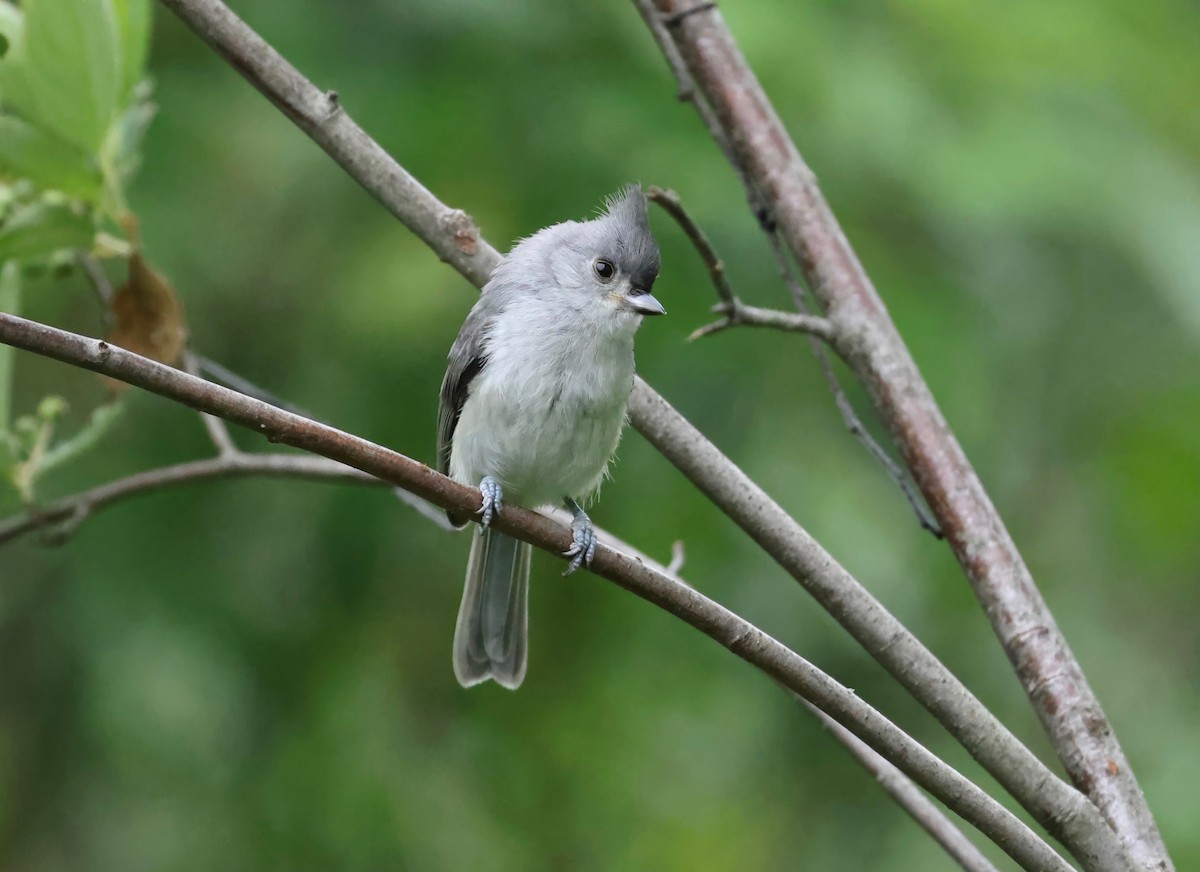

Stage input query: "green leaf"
[
  {"left": 0, "top": 198, "right": 94, "bottom": 262},
  {"left": 110, "top": 79, "right": 155, "bottom": 185},
  {"left": 0, "top": 115, "right": 103, "bottom": 201},
  {"left": 110, "top": 0, "right": 149, "bottom": 101},
  {"left": 0, "top": 261, "right": 18, "bottom": 435},
  {"left": 0, "top": 0, "right": 122, "bottom": 155}
]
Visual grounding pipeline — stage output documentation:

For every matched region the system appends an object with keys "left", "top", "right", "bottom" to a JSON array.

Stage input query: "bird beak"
[{"left": 623, "top": 289, "right": 666, "bottom": 316}]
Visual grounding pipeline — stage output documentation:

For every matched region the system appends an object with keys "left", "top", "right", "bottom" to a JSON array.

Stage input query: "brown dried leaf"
[{"left": 103, "top": 252, "right": 188, "bottom": 392}]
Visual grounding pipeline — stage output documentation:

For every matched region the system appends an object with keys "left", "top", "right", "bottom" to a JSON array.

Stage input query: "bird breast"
[{"left": 449, "top": 297, "right": 639, "bottom": 508}]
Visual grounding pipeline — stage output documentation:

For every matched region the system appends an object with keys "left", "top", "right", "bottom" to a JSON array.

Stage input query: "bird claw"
[
  {"left": 478, "top": 476, "right": 503, "bottom": 528},
  {"left": 562, "top": 512, "right": 597, "bottom": 576}
]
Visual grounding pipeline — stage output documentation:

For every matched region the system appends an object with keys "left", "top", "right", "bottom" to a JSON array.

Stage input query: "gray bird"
[{"left": 438, "top": 186, "right": 664, "bottom": 690}]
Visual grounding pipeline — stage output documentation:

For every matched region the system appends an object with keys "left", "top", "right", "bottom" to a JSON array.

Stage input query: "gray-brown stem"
[{"left": 641, "top": 1, "right": 1166, "bottom": 868}]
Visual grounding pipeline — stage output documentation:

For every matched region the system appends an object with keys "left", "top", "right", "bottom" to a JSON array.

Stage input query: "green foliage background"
[{"left": 2, "top": 0, "right": 1198, "bottom": 869}]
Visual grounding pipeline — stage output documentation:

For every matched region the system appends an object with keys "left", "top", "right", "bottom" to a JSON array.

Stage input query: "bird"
[{"left": 437, "top": 185, "right": 664, "bottom": 690}]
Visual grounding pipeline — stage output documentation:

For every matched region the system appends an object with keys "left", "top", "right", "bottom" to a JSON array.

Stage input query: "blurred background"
[{"left": 3, "top": 0, "right": 1199, "bottom": 869}]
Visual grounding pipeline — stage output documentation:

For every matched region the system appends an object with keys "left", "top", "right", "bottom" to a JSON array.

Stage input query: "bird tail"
[{"left": 453, "top": 527, "right": 531, "bottom": 690}]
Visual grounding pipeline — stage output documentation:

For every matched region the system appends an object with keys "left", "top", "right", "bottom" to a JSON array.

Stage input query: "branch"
[
  {"left": 0, "top": 312, "right": 1071, "bottom": 872},
  {"left": 0, "top": 453, "right": 376, "bottom": 545},
  {"left": 0, "top": 449, "right": 689, "bottom": 587},
  {"left": 647, "top": 186, "right": 738, "bottom": 306},
  {"left": 648, "top": 184, "right": 939, "bottom": 534},
  {"left": 763, "top": 227, "right": 943, "bottom": 538},
  {"left": 641, "top": 2, "right": 1167, "bottom": 868},
  {"left": 148, "top": 4, "right": 1126, "bottom": 869},
  {"left": 687, "top": 299, "right": 835, "bottom": 342},
  {"left": 158, "top": 0, "right": 498, "bottom": 289},
  {"left": 629, "top": 383, "right": 1128, "bottom": 872},
  {"left": 5, "top": 418, "right": 981, "bottom": 871},
  {"left": 646, "top": 184, "right": 835, "bottom": 342},
  {"left": 183, "top": 350, "right": 239, "bottom": 456}
]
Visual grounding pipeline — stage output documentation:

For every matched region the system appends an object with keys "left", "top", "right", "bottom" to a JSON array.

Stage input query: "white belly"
[{"left": 449, "top": 304, "right": 638, "bottom": 509}]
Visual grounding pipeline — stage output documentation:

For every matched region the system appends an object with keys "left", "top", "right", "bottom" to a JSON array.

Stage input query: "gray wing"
[{"left": 437, "top": 302, "right": 493, "bottom": 480}]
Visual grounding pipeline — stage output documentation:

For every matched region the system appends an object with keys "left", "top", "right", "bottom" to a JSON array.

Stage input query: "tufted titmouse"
[{"left": 437, "top": 186, "right": 664, "bottom": 690}]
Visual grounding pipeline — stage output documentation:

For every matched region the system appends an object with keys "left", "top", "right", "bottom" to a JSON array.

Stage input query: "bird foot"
[
  {"left": 478, "top": 476, "right": 503, "bottom": 527},
  {"left": 562, "top": 503, "right": 597, "bottom": 576}
]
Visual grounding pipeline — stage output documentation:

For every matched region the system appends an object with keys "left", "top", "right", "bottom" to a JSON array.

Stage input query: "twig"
[
  {"left": 644, "top": 4, "right": 1168, "bottom": 868},
  {"left": 764, "top": 229, "right": 942, "bottom": 538},
  {"left": 0, "top": 450, "right": 679, "bottom": 578},
  {"left": 686, "top": 299, "right": 836, "bottom": 343},
  {"left": 194, "top": 353, "right": 316, "bottom": 419},
  {"left": 666, "top": 539, "right": 686, "bottom": 575},
  {"left": 800, "top": 699, "right": 1002, "bottom": 872},
  {"left": 0, "top": 311, "right": 1074, "bottom": 872},
  {"left": 11, "top": 456, "right": 969, "bottom": 872},
  {"left": 183, "top": 350, "right": 239, "bottom": 456},
  {"left": 390, "top": 487, "right": 461, "bottom": 532},
  {"left": 0, "top": 452, "right": 376, "bottom": 545},
  {"left": 645, "top": 186, "right": 836, "bottom": 343},
  {"left": 148, "top": 4, "right": 1130, "bottom": 868},
  {"left": 646, "top": 186, "right": 736, "bottom": 306},
  {"left": 648, "top": 184, "right": 936, "bottom": 533}
]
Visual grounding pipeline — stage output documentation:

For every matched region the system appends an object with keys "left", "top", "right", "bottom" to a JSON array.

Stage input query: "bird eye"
[{"left": 593, "top": 259, "right": 616, "bottom": 281}]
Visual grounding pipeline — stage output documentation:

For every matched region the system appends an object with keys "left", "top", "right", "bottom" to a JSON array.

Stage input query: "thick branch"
[
  {"left": 0, "top": 312, "right": 1070, "bottom": 872},
  {"left": 629, "top": 382, "right": 1127, "bottom": 872},
  {"left": 644, "top": 2, "right": 1166, "bottom": 868},
  {"left": 149, "top": 3, "right": 1126, "bottom": 868}
]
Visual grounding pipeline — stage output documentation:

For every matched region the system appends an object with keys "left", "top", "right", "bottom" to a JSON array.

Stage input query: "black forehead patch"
[
  {"left": 630, "top": 261, "right": 659, "bottom": 292},
  {"left": 600, "top": 185, "right": 660, "bottom": 288}
]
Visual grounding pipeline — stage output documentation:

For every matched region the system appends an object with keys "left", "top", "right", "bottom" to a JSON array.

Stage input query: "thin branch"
[
  {"left": 650, "top": 181, "right": 937, "bottom": 534},
  {"left": 645, "top": 186, "right": 836, "bottom": 343},
  {"left": 183, "top": 350, "right": 239, "bottom": 456},
  {"left": 643, "top": 4, "right": 1167, "bottom": 868},
  {"left": 391, "top": 486, "right": 461, "bottom": 532},
  {"left": 687, "top": 299, "right": 836, "bottom": 343},
  {"left": 0, "top": 451, "right": 681, "bottom": 581},
  {"left": 764, "top": 229, "right": 942, "bottom": 537},
  {"left": 148, "top": 4, "right": 1127, "bottom": 869},
  {"left": 194, "top": 353, "right": 316, "bottom": 419},
  {"left": 801, "top": 699, "right": 1002, "bottom": 872},
  {"left": 646, "top": 186, "right": 737, "bottom": 306},
  {"left": 0, "top": 452, "right": 375, "bottom": 546},
  {"left": 666, "top": 539, "right": 686, "bottom": 575},
  {"left": 0, "top": 311, "right": 1072, "bottom": 872}
]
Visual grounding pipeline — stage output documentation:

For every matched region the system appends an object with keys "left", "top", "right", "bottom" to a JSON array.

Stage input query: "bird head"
[{"left": 520, "top": 185, "right": 664, "bottom": 319}]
